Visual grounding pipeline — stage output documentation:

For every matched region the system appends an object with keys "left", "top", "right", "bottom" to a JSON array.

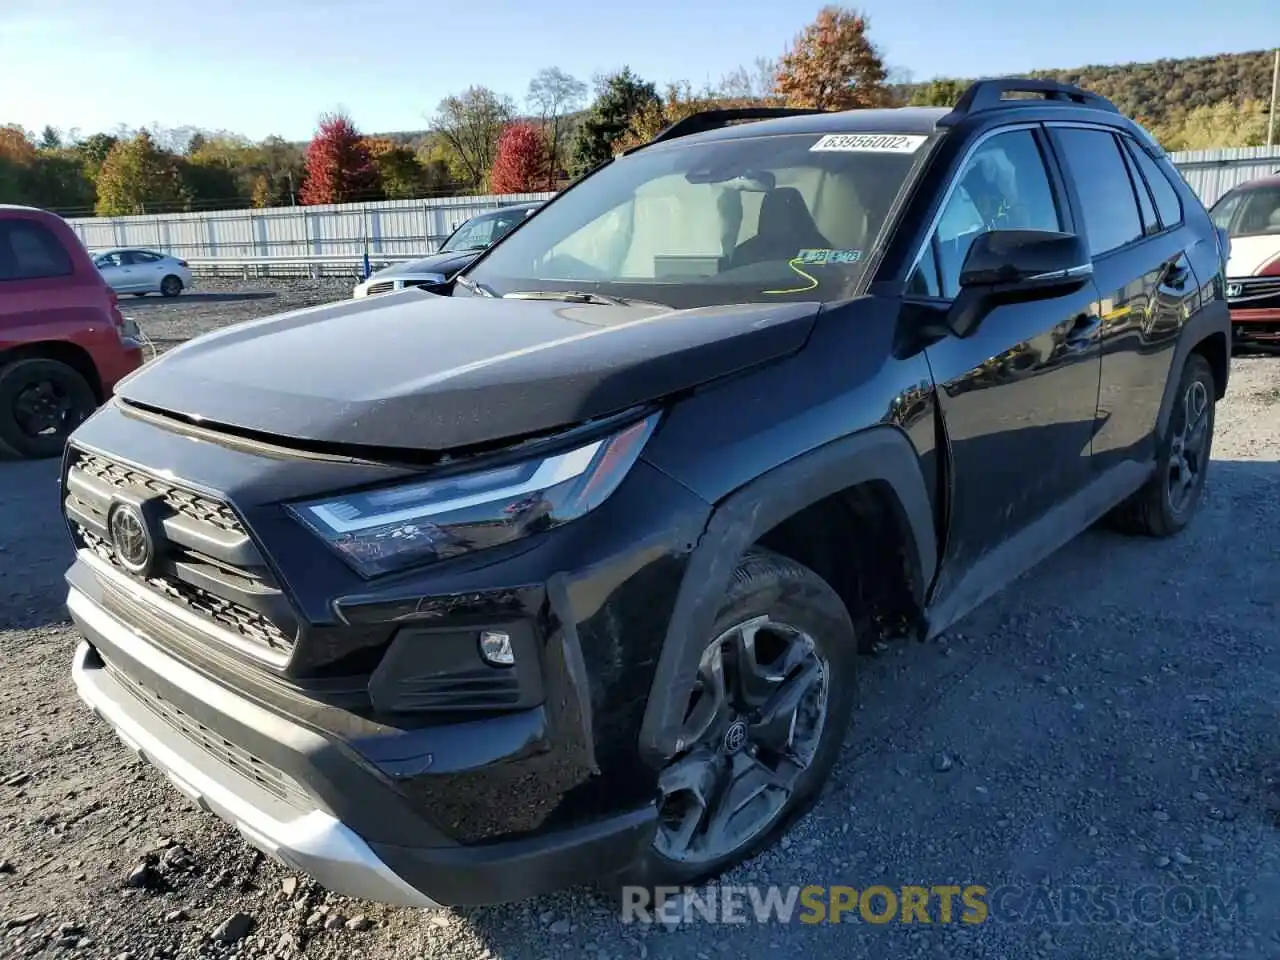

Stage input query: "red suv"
[{"left": 0, "top": 206, "right": 143, "bottom": 459}]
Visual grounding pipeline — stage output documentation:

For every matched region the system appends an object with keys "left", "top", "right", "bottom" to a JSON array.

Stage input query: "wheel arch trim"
[{"left": 637, "top": 424, "right": 936, "bottom": 764}]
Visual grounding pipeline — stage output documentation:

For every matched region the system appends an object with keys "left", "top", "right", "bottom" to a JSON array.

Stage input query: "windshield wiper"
[
  {"left": 453, "top": 275, "right": 500, "bottom": 298},
  {"left": 504, "top": 290, "right": 666, "bottom": 307}
]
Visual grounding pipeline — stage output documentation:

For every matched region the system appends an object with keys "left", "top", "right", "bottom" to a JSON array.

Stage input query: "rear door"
[
  {"left": 126, "top": 250, "right": 166, "bottom": 291},
  {"left": 1046, "top": 125, "right": 1201, "bottom": 471},
  {"left": 909, "top": 125, "right": 1102, "bottom": 578}
]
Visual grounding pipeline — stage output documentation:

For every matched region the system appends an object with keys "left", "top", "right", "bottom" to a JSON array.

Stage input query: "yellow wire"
[{"left": 763, "top": 258, "right": 820, "bottom": 295}]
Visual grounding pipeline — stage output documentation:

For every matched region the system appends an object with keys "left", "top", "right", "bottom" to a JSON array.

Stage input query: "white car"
[
  {"left": 93, "top": 249, "right": 193, "bottom": 297},
  {"left": 1209, "top": 174, "right": 1280, "bottom": 344}
]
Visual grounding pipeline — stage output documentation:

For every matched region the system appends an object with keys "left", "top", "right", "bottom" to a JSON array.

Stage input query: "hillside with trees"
[
  {"left": 1, "top": 8, "right": 1274, "bottom": 218},
  {"left": 904, "top": 49, "right": 1279, "bottom": 150}
]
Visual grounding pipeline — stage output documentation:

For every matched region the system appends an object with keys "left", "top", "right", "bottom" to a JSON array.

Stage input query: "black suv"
[{"left": 61, "top": 79, "right": 1230, "bottom": 907}]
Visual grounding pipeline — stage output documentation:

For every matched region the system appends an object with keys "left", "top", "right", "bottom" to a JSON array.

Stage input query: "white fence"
[
  {"left": 1169, "top": 146, "right": 1280, "bottom": 207},
  {"left": 66, "top": 192, "right": 556, "bottom": 262}
]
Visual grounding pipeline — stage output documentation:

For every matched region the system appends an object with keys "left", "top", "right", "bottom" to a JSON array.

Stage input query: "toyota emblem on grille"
[{"left": 108, "top": 502, "right": 154, "bottom": 576}]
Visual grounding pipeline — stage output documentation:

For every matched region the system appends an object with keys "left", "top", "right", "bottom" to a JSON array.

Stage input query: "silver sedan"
[{"left": 93, "top": 249, "right": 193, "bottom": 297}]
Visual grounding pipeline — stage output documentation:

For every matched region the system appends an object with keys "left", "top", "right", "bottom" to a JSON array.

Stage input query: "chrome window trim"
[{"left": 902, "top": 121, "right": 1042, "bottom": 287}]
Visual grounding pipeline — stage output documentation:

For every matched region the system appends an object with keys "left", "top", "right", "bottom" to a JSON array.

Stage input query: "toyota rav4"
[{"left": 61, "top": 79, "right": 1230, "bottom": 907}]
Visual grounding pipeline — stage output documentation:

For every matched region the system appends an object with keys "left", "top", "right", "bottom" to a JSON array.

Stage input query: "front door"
[
  {"left": 95, "top": 252, "right": 132, "bottom": 291},
  {"left": 907, "top": 126, "right": 1103, "bottom": 592}
]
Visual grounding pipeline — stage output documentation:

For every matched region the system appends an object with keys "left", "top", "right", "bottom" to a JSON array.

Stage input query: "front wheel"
[
  {"left": 0, "top": 358, "right": 99, "bottom": 459},
  {"left": 620, "top": 548, "right": 857, "bottom": 891},
  {"left": 160, "top": 275, "right": 183, "bottom": 297},
  {"left": 1108, "top": 353, "right": 1215, "bottom": 537}
]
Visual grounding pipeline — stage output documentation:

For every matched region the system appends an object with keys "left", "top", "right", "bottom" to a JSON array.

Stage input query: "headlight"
[{"left": 286, "top": 413, "right": 660, "bottom": 577}]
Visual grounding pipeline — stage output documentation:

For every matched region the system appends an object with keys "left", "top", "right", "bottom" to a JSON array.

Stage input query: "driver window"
[{"left": 910, "top": 129, "right": 1062, "bottom": 299}]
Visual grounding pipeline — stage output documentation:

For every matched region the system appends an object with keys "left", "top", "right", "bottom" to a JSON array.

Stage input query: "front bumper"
[
  {"left": 68, "top": 585, "right": 660, "bottom": 905},
  {"left": 69, "top": 593, "right": 438, "bottom": 908},
  {"left": 1229, "top": 305, "right": 1280, "bottom": 339}
]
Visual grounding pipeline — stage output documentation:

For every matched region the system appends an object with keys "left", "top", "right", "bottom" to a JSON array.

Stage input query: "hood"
[
  {"left": 1225, "top": 235, "right": 1280, "bottom": 278},
  {"left": 368, "top": 250, "right": 477, "bottom": 280},
  {"left": 118, "top": 292, "right": 820, "bottom": 452}
]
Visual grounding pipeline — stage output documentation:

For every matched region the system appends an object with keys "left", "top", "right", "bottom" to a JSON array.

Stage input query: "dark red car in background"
[{"left": 0, "top": 205, "right": 143, "bottom": 459}]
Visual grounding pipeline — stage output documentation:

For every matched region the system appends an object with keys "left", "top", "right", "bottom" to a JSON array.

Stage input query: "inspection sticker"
[{"left": 810, "top": 133, "right": 928, "bottom": 153}]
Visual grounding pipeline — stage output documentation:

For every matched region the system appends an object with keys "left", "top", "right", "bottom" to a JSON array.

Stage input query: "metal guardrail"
[{"left": 183, "top": 254, "right": 427, "bottom": 280}]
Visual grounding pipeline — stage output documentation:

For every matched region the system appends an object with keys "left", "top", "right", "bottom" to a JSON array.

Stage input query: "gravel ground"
[{"left": 1, "top": 281, "right": 1277, "bottom": 960}]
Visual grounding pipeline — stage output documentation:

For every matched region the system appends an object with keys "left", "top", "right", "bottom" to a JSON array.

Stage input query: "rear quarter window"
[{"left": 0, "top": 219, "right": 75, "bottom": 282}]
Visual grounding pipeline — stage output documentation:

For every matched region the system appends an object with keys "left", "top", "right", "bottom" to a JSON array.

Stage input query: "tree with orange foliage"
[
  {"left": 488, "top": 123, "right": 548, "bottom": 194},
  {"left": 299, "top": 112, "right": 378, "bottom": 205},
  {"left": 774, "top": 6, "right": 891, "bottom": 111}
]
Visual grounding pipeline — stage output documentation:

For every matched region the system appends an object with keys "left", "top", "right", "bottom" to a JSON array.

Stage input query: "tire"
[
  {"left": 616, "top": 548, "right": 858, "bottom": 896},
  {"left": 0, "top": 358, "right": 99, "bottom": 459},
  {"left": 1108, "top": 353, "right": 1215, "bottom": 537},
  {"left": 160, "top": 275, "right": 183, "bottom": 297}
]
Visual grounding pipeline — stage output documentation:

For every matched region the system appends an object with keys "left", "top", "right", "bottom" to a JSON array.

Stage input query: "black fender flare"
[
  {"left": 1154, "top": 299, "right": 1230, "bottom": 442},
  {"left": 637, "top": 424, "right": 937, "bottom": 765}
]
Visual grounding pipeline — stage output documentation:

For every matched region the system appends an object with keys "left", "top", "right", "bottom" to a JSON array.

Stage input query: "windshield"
[
  {"left": 440, "top": 208, "right": 531, "bottom": 253},
  {"left": 1210, "top": 185, "right": 1280, "bottom": 238},
  {"left": 465, "top": 133, "right": 923, "bottom": 310}
]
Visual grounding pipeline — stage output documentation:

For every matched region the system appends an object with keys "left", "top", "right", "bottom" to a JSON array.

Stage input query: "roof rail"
[
  {"left": 938, "top": 77, "right": 1119, "bottom": 127},
  {"left": 623, "top": 107, "right": 831, "bottom": 154}
]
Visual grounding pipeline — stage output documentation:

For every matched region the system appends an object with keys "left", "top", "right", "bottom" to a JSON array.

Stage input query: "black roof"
[{"left": 669, "top": 107, "right": 950, "bottom": 149}]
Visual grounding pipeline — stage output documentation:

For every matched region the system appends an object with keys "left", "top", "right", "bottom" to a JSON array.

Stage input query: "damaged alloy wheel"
[
  {"left": 654, "top": 615, "right": 830, "bottom": 864},
  {"left": 627, "top": 548, "right": 858, "bottom": 888}
]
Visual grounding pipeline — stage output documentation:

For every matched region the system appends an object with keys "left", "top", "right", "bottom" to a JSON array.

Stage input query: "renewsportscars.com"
[{"left": 620, "top": 883, "right": 1260, "bottom": 927}]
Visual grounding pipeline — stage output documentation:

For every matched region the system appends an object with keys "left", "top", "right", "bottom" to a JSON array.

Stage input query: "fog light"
[{"left": 478, "top": 630, "right": 514, "bottom": 667}]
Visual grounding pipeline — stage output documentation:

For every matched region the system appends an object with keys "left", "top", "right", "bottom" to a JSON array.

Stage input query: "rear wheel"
[
  {"left": 618, "top": 548, "right": 857, "bottom": 892},
  {"left": 1108, "top": 353, "right": 1215, "bottom": 537},
  {"left": 0, "top": 358, "right": 98, "bottom": 459},
  {"left": 160, "top": 275, "right": 183, "bottom": 297}
]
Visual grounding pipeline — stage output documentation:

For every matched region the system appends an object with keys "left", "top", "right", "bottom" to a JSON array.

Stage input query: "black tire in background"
[
  {"left": 1108, "top": 353, "right": 1216, "bottom": 537},
  {"left": 160, "top": 275, "right": 183, "bottom": 297},
  {"left": 0, "top": 358, "right": 98, "bottom": 459},
  {"left": 617, "top": 547, "right": 858, "bottom": 895}
]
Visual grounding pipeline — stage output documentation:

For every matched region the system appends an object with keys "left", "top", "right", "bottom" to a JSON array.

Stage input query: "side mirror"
[{"left": 947, "top": 230, "right": 1092, "bottom": 338}]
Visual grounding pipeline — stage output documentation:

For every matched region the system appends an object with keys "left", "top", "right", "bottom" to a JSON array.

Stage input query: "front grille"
[
  {"left": 365, "top": 281, "right": 395, "bottom": 296},
  {"left": 75, "top": 453, "right": 243, "bottom": 532},
  {"left": 1229, "top": 276, "right": 1280, "bottom": 302},
  {"left": 104, "top": 659, "right": 311, "bottom": 810},
  {"left": 64, "top": 449, "right": 297, "bottom": 662},
  {"left": 79, "top": 527, "right": 293, "bottom": 653}
]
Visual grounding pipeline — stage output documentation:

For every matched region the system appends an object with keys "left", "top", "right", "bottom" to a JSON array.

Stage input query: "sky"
[{"left": 1, "top": 0, "right": 1275, "bottom": 142}]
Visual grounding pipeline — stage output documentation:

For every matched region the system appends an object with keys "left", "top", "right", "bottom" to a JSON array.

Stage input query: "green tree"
[
  {"left": 28, "top": 150, "right": 96, "bottom": 213},
  {"left": 75, "top": 133, "right": 120, "bottom": 183},
  {"left": 908, "top": 78, "right": 966, "bottom": 107},
  {"left": 363, "top": 137, "right": 428, "bottom": 199},
  {"left": 94, "top": 130, "right": 187, "bottom": 215},
  {"left": 430, "top": 86, "right": 515, "bottom": 191},
  {"left": 1151, "top": 98, "right": 1276, "bottom": 150},
  {"left": 570, "top": 67, "right": 660, "bottom": 174},
  {"left": 38, "top": 125, "right": 62, "bottom": 150}
]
